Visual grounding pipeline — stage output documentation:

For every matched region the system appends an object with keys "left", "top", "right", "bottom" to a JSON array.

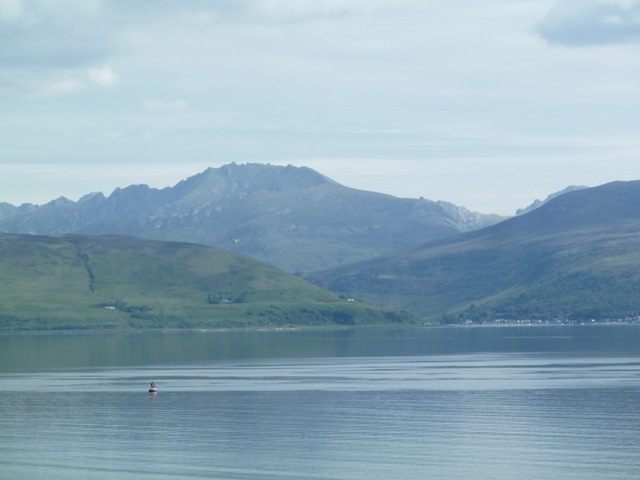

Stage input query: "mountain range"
[
  {"left": 0, "top": 163, "right": 504, "bottom": 273},
  {"left": 4, "top": 162, "right": 633, "bottom": 324},
  {"left": 307, "top": 181, "right": 640, "bottom": 321}
]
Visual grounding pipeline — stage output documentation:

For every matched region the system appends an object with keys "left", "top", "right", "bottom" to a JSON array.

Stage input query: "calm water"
[{"left": 1, "top": 326, "right": 639, "bottom": 479}]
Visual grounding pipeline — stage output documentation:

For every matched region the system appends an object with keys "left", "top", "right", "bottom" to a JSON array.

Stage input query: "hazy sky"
[{"left": 2, "top": 0, "right": 640, "bottom": 214}]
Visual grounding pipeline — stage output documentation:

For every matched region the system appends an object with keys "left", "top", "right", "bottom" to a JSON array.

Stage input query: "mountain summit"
[{"left": 0, "top": 163, "right": 504, "bottom": 273}]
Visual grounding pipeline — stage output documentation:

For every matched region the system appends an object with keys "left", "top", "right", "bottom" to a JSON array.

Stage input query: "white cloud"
[
  {"left": 0, "top": 1, "right": 123, "bottom": 96},
  {"left": 5, "top": 65, "right": 121, "bottom": 96},
  {"left": 537, "top": 0, "right": 640, "bottom": 46},
  {"left": 89, "top": 65, "right": 120, "bottom": 88},
  {"left": 142, "top": 100, "right": 190, "bottom": 112},
  {"left": 3, "top": 0, "right": 640, "bottom": 217},
  {"left": 0, "top": 0, "right": 22, "bottom": 21}
]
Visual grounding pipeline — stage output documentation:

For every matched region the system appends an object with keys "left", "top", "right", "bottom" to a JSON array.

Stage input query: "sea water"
[{"left": 1, "top": 326, "right": 639, "bottom": 480}]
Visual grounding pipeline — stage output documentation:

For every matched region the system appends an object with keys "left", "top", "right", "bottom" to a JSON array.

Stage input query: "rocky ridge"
[{"left": 0, "top": 163, "right": 505, "bottom": 272}]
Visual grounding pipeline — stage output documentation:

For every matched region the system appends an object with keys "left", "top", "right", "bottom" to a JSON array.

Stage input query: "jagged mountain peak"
[
  {"left": 0, "top": 162, "right": 504, "bottom": 272},
  {"left": 516, "top": 185, "right": 588, "bottom": 215},
  {"left": 78, "top": 192, "right": 104, "bottom": 203},
  {"left": 517, "top": 180, "right": 640, "bottom": 231},
  {"left": 172, "top": 163, "right": 336, "bottom": 199},
  {"left": 435, "top": 200, "right": 506, "bottom": 231},
  {"left": 147, "top": 163, "right": 339, "bottom": 214},
  {"left": 43, "top": 196, "right": 74, "bottom": 208},
  {"left": 469, "top": 180, "right": 640, "bottom": 242}
]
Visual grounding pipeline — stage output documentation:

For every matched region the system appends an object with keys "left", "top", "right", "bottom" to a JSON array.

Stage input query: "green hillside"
[
  {"left": 308, "top": 181, "right": 640, "bottom": 322},
  {"left": 0, "top": 233, "right": 415, "bottom": 331}
]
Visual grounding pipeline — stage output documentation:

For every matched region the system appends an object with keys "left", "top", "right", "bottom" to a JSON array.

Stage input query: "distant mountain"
[
  {"left": 0, "top": 233, "right": 414, "bottom": 331},
  {"left": 307, "top": 181, "right": 640, "bottom": 321},
  {"left": 516, "top": 185, "right": 588, "bottom": 215},
  {"left": 0, "top": 163, "right": 504, "bottom": 273},
  {"left": 0, "top": 201, "right": 36, "bottom": 221}
]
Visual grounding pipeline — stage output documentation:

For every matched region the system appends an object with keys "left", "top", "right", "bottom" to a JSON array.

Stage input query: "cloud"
[
  {"left": 89, "top": 65, "right": 120, "bottom": 88},
  {"left": 108, "top": 0, "right": 358, "bottom": 25},
  {"left": 17, "top": 66, "right": 119, "bottom": 96},
  {"left": 0, "top": 0, "right": 23, "bottom": 21},
  {"left": 0, "top": 1, "right": 113, "bottom": 70},
  {"left": 0, "top": 0, "right": 360, "bottom": 79},
  {"left": 142, "top": 100, "right": 190, "bottom": 112},
  {"left": 235, "top": 0, "right": 354, "bottom": 24},
  {"left": 536, "top": 0, "right": 640, "bottom": 46}
]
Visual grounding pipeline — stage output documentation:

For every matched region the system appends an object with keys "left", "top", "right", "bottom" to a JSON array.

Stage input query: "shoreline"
[{"left": 1, "top": 321, "right": 639, "bottom": 336}]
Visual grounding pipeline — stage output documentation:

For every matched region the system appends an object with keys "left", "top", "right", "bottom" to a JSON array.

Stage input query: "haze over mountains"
[
  {"left": 1, "top": 162, "right": 638, "bottom": 323},
  {"left": 0, "top": 163, "right": 504, "bottom": 273},
  {"left": 308, "top": 181, "right": 640, "bottom": 321}
]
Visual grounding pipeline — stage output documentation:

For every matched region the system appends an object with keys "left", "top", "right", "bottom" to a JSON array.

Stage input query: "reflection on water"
[
  {"left": 1, "top": 326, "right": 640, "bottom": 480},
  {"left": 1, "top": 355, "right": 640, "bottom": 393},
  {"left": 1, "top": 325, "right": 639, "bottom": 373}
]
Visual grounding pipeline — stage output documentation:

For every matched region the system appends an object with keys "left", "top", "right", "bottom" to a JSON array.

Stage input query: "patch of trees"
[{"left": 254, "top": 306, "right": 414, "bottom": 327}]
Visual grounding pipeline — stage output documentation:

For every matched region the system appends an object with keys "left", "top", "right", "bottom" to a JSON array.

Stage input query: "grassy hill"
[
  {"left": 307, "top": 181, "right": 640, "bottom": 322},
  {"left": 0, "top": 233, "right": 415, "bottom": 331}
]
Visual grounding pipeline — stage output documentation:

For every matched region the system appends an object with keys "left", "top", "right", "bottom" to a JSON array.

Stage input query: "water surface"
[{"left": 1, "top": 326, "right": 639, "bottom": 479}]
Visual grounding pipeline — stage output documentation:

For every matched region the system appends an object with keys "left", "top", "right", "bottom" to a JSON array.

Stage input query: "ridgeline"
[
  {"left": 307, "top": 181, "right": 640, "bottom": 322},
  {"left": 0, "top": 163, "right": 504, "bottom": 273}
]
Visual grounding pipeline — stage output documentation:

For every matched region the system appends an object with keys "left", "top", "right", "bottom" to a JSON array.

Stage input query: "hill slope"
[
  {"left": 307, "top": 181, "right": 640, "bottom": 321},
  {"left": 0, "top": 233, "right": 414, "bottom": 331},
  {"left": 0, "top": 163, "right": 504, "bottom": 273}
]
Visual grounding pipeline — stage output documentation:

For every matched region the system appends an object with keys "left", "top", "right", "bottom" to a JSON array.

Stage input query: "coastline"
[{"left": 1, "top": 320, "right": 639, "bottom": 336}]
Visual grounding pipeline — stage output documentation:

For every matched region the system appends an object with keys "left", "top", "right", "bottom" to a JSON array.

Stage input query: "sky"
[{"left": 1, "top": 0, "right": 640, "bottom": 215}]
